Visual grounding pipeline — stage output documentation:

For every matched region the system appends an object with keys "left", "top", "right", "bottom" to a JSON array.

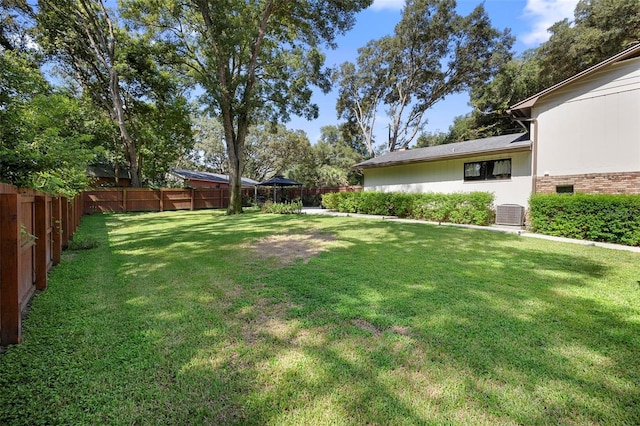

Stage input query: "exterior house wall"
[
  {"left": 535, "top": 171, "right": 640, "bottom": 194},
  {"left": 363, "top": 150, "right": 532, "bottom": 206},
  {"left": 533, "top": 57, "right": 640, "bottom": 193}
]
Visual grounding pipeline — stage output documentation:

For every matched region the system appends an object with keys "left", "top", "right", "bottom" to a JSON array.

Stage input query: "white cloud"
[
  {"left": 521, "top": 0, "right": 579, "bottom": 46},
  {"left": 371, "top": 0, "right": 405, "bottom": 11}
]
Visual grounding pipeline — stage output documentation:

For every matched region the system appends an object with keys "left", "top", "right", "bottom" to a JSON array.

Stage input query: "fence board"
[
  {"left": 35, "top": 196, "right": 48, "bottom": 291},
  {"left": 52, "top": 197, "right": 61, "bottom": 266},
  {"left": 1, "top": 184, "right": 81, "bottom": 345},
  {"left": 194, "top": 189, "right": 228, "bottom": 209},
  {"left": 1, "top": 194, "right": 22, "bottom": 344},
  {"left": 46, "top": 198, "right": 54, "bottom": 272},
  {"left": 61, "top": 197, "right": 69, "bottom": 249},
  {"left": 19, "top": 197, "right": 35, "bottom": 310}
]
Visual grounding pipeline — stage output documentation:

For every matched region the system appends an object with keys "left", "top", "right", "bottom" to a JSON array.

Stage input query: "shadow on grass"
[
  {"left": 1, "top": 211, "right": 638, "bottom": 424},
  {"left": 234, "top": 221, "right": 638, "bottom": 424}
]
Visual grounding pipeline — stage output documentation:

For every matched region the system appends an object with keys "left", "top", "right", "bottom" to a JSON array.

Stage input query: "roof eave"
[
  {"left": 354, "top": 143, "right": 531, "bottom": 170},
  {"left": 508, "top": 42, "right": 640, "bottom": 118}
]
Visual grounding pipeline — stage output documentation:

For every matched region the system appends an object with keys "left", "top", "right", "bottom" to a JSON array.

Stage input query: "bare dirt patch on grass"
[{"left": 248, "top": 230, "right": 337, "bottom": 266}]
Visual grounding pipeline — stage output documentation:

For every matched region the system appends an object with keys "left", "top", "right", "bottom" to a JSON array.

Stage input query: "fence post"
[
  {"left": 1, "top": 194, "right": 22, "bottom": 345},
  {"left": 190, "top": 189, "right": 195, "bottom": 211},
  {"left": 34, "top": 196, "right": 47, "bottom": 291},
  {"left": 159, "top": 189, "right": 164, "bottom": 212},
  {"left": 51, "top": 196, "right": 62, "bottom": 266},
  {"left": 61, "top": 197, "right": 69, "bottom": 249},
  {"left": 123, "top": 189, "right": 127, "bottom": 212},
  {"left": 75, "top": 195, "right": 81, "bottom": 231}
]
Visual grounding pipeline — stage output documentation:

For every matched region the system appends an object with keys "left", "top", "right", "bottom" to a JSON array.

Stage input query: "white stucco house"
[{"left": 354, "top": 43, "right": 640, "bottom": 223}]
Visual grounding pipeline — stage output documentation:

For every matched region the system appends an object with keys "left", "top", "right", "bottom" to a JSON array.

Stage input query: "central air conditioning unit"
[{"left": 495, "top": 204, "right": 525, "bottom": 226}]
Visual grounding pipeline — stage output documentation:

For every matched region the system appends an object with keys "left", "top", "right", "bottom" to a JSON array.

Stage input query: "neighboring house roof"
[
  {"left": 87, "top": 165, "right": 131, "bottom": 180},
  {"left": 170, "top": 169, "right": 259, "bottom": 187},
  {"left": 258, "top": 175, "right": 302, "bottom": 187},
  {"left": 509, "top": 42, "right": 640, "bottom": 119},
  {"left": 354, "top": 133, "right": 531, "bottom": 169}
]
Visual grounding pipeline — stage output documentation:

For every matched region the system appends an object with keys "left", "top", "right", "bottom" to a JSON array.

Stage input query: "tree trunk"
[
  {"left": 222, "top": 104, "right": 244, "bottom": 215},
  {"left": 227, "top": 151, "right": 243, "bottom": 214},
  {"left": 109, "top": 71, "right": 140, "bottom": 187}
]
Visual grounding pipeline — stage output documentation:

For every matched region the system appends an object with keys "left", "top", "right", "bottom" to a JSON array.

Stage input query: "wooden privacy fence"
[
  {"left": 83, "top": 188, "right": 246, "bottom": 214},
  {"left": 1, "top": 184, "right": 359, "bottom": 345},
  {"left": 0, "top": 183, "right": 82, "bottom": 345},
  {"left": 83, "top": 186, "right": 362, "bottom": 214}
]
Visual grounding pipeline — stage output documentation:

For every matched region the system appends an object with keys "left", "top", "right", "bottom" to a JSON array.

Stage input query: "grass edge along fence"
[
  {"left": 529, "top": 193, "right": 640, "bottom": 246},
  {"left": 322, "top": 191, "right": 495, "bottom": 226},
  {"left": 0, "top": 183, "right": 82, "bottom": 345}
]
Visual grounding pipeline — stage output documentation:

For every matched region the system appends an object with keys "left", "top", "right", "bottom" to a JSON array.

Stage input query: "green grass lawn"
[{"left": 1, "top": 210, "right": 639, "bottom": 425}]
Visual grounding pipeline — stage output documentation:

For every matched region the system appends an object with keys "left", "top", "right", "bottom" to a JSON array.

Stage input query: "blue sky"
[{"left": 288, "top": 0, "right": 579, "bottom": 144}]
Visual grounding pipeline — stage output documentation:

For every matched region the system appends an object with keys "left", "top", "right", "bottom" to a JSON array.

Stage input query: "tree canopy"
[
  {"left": 0, "top": 51, "right": 104, "bottom": 195},
  {"left": 336, "top": 0, "right": 512, "bottom": 156},
  {"left": 436, "top": 0, "right": 640, "bottom": 143},
  {"left": 5, "top": 0, "right": 637, "bottom": 199},
  {"left": 123, "top": 0, "right": 373, "bottom": 213},
  {"left": 289, "top": 125, "right": 364, "bottom": 188}
]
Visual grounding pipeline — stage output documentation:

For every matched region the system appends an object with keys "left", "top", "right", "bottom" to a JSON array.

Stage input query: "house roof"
[
  {"left": 509, "top": 42, "right": 640, "bottom": 118},
  {"left": 257, "top": 175, "right": 302, "bottom": 187},
  {"left": 354, "top": 132, "right": 531, "bottom": 169},
  {"left": 171, "top": 169, "right": 259, "bottom": 187}
]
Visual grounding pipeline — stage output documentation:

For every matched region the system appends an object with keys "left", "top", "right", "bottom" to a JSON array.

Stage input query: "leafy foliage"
[
  {"left": 322, "top": 190, "right": 494, "bottom": 225},
  {"left": 288, "top": 125, "right": 364, "bottom": 187},
  {"left": 261, "top": 200, "right": 303, "bottom": 214},
  {"left": 529, "top": 193, "right": 640, "bottom": 246},
  {"left": 36, "top": 0, "right": 193, "bottom": 187},
  {"left": 0, "top": 0, "right": 34, "bottom": 52},
  {"left": 179, "top": 114, "right": 228, "bottom": 174},
  {"left": 539, "top": 0, "right": 640, "bottom": 87},
  {"left": 336, "top": 0, "right": 512, "bottom": 155},
  {"left": 0, "top": 51, "right": 102, "bottom": 195},
  {"left": 180, "top": 115, "right": 312, "bottom": 183},
  {"left": 123, "top": 0, "right": 373, "bottom": 213},
  {"left": 244, "top": 124, "right": 310, "bottom": 183},
  {"left": 441, "top": 0, "right": 640, "bottom": 142}
]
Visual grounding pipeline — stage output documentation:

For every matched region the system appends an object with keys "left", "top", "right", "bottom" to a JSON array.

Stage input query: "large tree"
[
  {"left": 244, "top": 124, "right": 310, "bottom": 183},
  {"left": 334, "top": 55, "right": 386, "bottom": 159},
  {"left": 336, "top": 0, "right": 512, "bottom": 155},
  {"left": 441, "top": 0, "right": 640, "bottom": 142},
  {"left": 289, "top": 125, "right": 364, "bottom": 187},
  {"left": 38, "top": 0, "right": 141, "bottom": 185},
  {"left": 181, "top": 115, "right": 311, "bottom": 183},
  {"left": 538, "top": 0, "right": 640, "bottom": 86},
  {"left": 37, "top": 0, "right": 192, "bottom": 187},
  {"left": 123, "top": 0, "right": 372, "bottom": 214}
]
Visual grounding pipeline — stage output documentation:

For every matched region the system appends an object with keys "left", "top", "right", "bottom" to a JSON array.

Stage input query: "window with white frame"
[{"left": 464, "top": 159, "right": 511, "bottom": 181}]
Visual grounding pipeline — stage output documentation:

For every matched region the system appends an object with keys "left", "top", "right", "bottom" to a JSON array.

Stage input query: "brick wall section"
[{"left": 536, "top": 171, "right": 640, "bottom": 194}]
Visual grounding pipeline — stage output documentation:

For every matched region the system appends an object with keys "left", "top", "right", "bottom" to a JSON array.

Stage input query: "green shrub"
[
  {"left": 68, "top": 235, "right": 100, "bottom": 250},
  {"left": 320, "top": 192, "right": 341, "bottom": 210},
  {"left": 529, "top": 193, "right": 640, "bottom": 246},
  {"left": 261, "top": 200, "right": 303, "bottom": 214},
  {"left": 321, "top": 191, "right": 494, "bottom": 226}
]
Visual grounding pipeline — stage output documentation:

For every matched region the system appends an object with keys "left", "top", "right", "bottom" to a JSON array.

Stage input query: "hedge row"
[
  {"left": 322, "top": 191, "right": 494, "bottom": 226},
  {"left": 529, "top": 193, "right": 640, "bottom": 246}
]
